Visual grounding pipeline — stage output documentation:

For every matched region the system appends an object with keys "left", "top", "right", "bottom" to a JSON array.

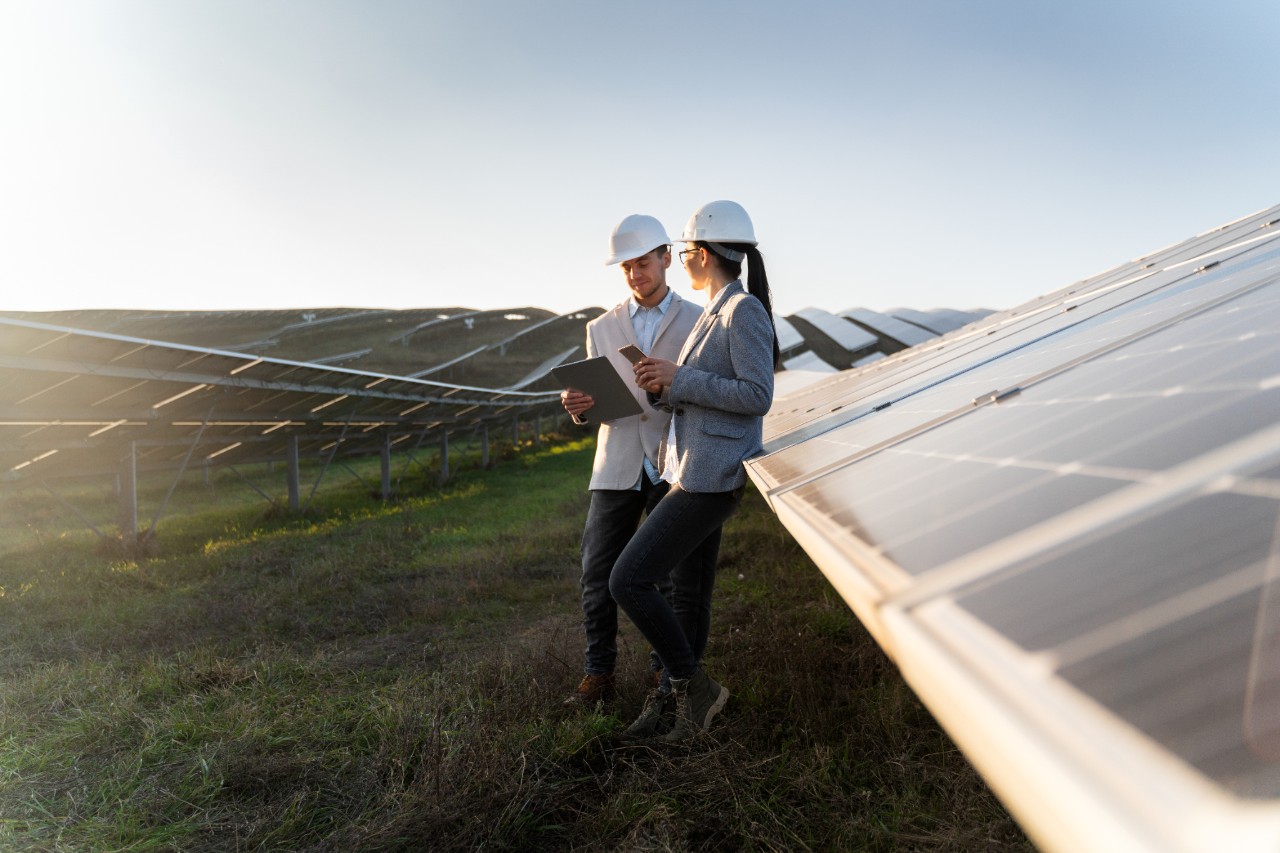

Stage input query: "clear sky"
[{"left": 2, "top": 0, "right": 1277, "bottom": 319}]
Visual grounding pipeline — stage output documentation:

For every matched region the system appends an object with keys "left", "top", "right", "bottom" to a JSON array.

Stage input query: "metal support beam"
[
  {"left": 42, "top": 481, "right": 109, "bottom": 541},
  {"left": 338, "top": 460, "right": 375, "bottom": 494},
  {"left": 535, "top": 414, "right": 542, "bottom": 447},
  {"left": 480, "top": 424, "right": 490, "bottom": 468},
  {"left": 305, "top": 420, "right": 352, "bottom": 512},
  {"left": 228, "top": 465, "right": 281, "bottom": 511},
  {"left": 146, "top": 409, "right": 213, "bottom": 542},
  {"left": 394, "top": 424, "right": 435, "bottom": 495}
]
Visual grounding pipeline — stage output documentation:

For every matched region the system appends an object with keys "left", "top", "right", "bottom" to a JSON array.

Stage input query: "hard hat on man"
[{"left": 606, "top": 214, "right": 671, "bottom": 266}]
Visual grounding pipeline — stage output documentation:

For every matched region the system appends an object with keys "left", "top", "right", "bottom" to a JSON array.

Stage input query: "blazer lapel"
[
  {"left": 678, "top": 312, "right": 714, "bottom": 364},
  {"left": 612, "top": 302, "right": 639, "bottom": 349},
  {"left": 651, "top": 292, "right": 683, "bottom": 350}
]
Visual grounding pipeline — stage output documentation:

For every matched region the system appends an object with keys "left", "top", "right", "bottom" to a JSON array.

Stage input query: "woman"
[{"left": 609, "top": 199, "right": 778, "bottom": 742}]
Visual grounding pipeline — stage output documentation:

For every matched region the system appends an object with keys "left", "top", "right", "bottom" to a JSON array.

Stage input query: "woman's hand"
[{"left": 633, "top": 357, "right": 678, "bottom": 395}]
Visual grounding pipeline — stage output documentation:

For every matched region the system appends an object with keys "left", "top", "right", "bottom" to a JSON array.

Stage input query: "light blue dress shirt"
[{"left": 629, "top": 288, "right": 674, "bottom": 488}]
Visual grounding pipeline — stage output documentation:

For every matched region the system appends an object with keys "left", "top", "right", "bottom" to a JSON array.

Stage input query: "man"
[{"left": 560, "top": 213, "right": 702, "bottom": 708}]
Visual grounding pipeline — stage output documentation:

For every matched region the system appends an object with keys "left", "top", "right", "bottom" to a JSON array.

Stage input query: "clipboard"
[{"left": 552, "top": 356, "right": 643, "bottom": 424}]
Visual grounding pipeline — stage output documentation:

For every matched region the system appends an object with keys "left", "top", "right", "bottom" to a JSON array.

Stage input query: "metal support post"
[
  {"left": 380, "top": 433, "right": 392, "bottom": 500},
  {"left": 287, "top": 435, "right": 301, "bottom": 513},
  {"left": 480, "top": 424, "right": 490, "bottom": 468},
  {"left": 439, "top": 432, "right": 450, "bottom": 484},
  {"left": 120, "top": 441, "right": 138, "bottom": 545}
]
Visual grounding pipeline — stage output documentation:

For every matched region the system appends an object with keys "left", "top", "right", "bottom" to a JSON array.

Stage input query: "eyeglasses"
[{"left": 679, "top": 248, "right": 701, "bottom": 265}]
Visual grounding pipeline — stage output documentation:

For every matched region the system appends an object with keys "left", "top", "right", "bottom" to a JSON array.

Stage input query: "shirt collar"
[{"left": 629, "top": 286, "right": 674, "bottom": 317}]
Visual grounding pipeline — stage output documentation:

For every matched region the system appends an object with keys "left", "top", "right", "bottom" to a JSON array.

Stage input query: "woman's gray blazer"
[{"left": 651, "top": 280, "right": 775, "bottom": 492}]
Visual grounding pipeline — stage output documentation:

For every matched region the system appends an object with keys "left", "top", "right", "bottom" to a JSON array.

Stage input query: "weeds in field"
[{"left": 0, "top": 436, "right": 1028, "bottom": 851}]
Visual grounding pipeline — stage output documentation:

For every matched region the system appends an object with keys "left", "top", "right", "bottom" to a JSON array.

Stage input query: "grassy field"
[{"left": 0, "top": 433, "right": 1030, "bottom": 851}]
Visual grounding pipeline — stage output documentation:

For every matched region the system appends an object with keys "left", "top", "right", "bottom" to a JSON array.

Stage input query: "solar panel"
[
  {"left": 888, "top": 307, "right": 988, "bottom": 335},
  {"left": 788, "top": 307, "right": 879, "bottom": 368},
  {"left": 781, "top": 350, "right": 836, "bottom": 374},
  {"left": 747, "top": 204, "right": 1280, "bottom": 852},
  {"left": 0, "top": 317, "right": 562, "bottom": 482},
  {"left": 840, "top": 307, "right": 938, "bottom": 349},
  {"left": 772, "top": 314, "right": 807, "bottom": 356}
]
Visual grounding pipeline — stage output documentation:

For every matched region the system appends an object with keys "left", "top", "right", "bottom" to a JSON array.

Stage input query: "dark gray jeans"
[
  {"left": 579, "top": 477, "right": 671, "bottom": 676},
  {"left": 609, "top": 485, "right": 741, "bottom": 681}
]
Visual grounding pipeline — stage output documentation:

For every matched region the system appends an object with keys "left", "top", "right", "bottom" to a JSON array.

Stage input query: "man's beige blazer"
[{"left": 578, "top": 291, "right": 701, "bottom": 490}]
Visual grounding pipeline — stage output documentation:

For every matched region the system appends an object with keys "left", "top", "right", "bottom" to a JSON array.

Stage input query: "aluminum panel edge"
[{"left": 880, "top": 600, "right": 1280, "bottom": 853}]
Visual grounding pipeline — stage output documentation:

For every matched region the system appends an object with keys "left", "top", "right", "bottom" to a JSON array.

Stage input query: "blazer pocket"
[{"left": 702, "top": 412, "right": 747, "bottom": 439}]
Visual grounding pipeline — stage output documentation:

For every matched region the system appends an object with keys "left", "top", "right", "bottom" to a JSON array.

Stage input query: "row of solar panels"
[
  {"left": 777, "top": 305, "right": 990, "bottom": 370},
  {"left": 0, "top": 305, "right": 582, "bottom": 391},
  {"left": 0, "top": 318, "right": 566, "bottom": 484},
  {"left": 0, "top": 293, "right": 989, "bottom": 488},
  {"left": 747, "top": 204, "right": 1280, "bottom": 851},
  {"left": 5, "top": 298, "right": 987, "bottom": 384}
]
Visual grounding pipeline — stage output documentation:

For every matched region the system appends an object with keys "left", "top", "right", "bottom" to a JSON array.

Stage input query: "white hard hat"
[
  {"left": 675, "top": 200, "right": 757, "bottom": 246},
  {"left": 605, "top": 214, "right": 670, "bottom": 265}
]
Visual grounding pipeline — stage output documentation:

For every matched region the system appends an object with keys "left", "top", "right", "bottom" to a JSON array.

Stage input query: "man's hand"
[
  {"left": 561, "top": 389, "right": 595, "bottom": 417},
  {"left": 633, "top": 357, "right": 677, "bottom": 395}
]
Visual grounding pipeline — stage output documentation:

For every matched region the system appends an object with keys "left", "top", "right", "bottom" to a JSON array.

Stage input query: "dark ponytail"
[{"left": 702, "top": 241, "right": 781, "bottom": 370}]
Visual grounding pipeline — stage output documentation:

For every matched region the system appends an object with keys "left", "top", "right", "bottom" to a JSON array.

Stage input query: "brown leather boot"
[{"left": 561, "top": 672, "right": 616, "bottom": 709}]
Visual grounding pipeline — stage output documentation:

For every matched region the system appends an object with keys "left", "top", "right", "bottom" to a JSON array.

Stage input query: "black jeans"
[
  {"left": 579, "top": 477, "right": 671, "bottom": 675},
  {"left": 609, "top": 485, "right": 742, "bottom": 681}
]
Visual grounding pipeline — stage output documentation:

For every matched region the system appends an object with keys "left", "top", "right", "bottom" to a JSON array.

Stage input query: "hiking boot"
[
  {"left": 561, "top": 672, "right": 616, "bottom": 709},
  {"left": 651, "top": 668, "right": 664, "bottom": 690},
  {"left": 619, "top": 689, "right": 672, "bottom": 740},
  {"left": 660, "top": 669, "right": 729, "bottom": 743}
]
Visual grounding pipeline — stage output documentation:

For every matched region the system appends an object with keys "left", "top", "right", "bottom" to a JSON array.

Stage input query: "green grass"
[{"left": 0, "top": 434, "right": 1030, "bottom": 851}]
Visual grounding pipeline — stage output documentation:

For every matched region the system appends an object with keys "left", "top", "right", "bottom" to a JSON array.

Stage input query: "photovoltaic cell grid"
[
  {"left": 785, "top": 252, "right": 1280, "bottom": 574},
  {"left": 746, "top": 204, "right": 1280, "bottom": 850},
  {"left": 0, "top": 317, "right": 562, "bottom": 481},
  {"left": 760, "top": 206, "right": 1280, "bottom": 459},
  {"left": 841, "top": 308, "right": 936, "bottom": 348}
]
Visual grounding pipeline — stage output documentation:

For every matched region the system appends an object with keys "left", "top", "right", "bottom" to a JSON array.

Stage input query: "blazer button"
[
  {"left": 639, "top": 414, "right": 648, "bottom": 422},
  {"left": 675, "top": 408, "right": 685, "bottom": 416}
]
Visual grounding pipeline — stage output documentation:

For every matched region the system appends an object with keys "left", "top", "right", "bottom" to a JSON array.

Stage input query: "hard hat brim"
[
  {"left": 674, "top": 232, "right": 757, "bottom": 246},
  {"left": 605, "top": 241, "right": 668, "bottom": 265}
]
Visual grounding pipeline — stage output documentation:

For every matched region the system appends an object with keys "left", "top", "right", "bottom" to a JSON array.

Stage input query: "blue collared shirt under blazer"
[{"left": 650, "top": 280, "right": 775, "bottom": 493}]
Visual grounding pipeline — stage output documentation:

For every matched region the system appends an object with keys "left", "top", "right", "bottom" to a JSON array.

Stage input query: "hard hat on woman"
[{"left": 674, "top": 200, "right": 757, "bottom": 246}]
